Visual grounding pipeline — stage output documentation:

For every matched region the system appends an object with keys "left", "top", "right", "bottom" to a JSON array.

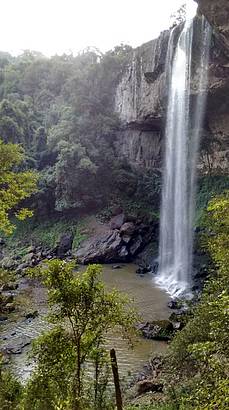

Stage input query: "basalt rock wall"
[
  {"left": 196, "top": 0, "right": 229, "bottom": 56},
  {"left": 115, "top": 31, "right": 169, "bottom": 170},
  {"left": 114, "top": 2, "right": 229, "bottom": 174}
]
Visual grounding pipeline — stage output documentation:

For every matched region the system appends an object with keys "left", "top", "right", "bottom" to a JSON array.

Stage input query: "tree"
[
  {"left": 24, "top": 261, "right": 137, "bottom": 410},
  {"left": 170, "top": 4, "right": 186, "bottom": 29},
  {"left": 0, "top": 140, "right": 38, "bottom": 234},
  {"left": 54, "top": 140, "right": 98, "bottom": 211},
  {"left": 0, "top": 46, "right": 163, "bottom": 219}
]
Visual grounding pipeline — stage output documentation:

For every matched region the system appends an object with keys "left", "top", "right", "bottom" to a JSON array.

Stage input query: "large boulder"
[
  {"left": 75, "top": 230, "right": 126, "bottom": 264},
  {"left": 129, "top": 235, "right": 143, "bottom": 256},
  {"left": 120, "top": 222, "right": 135, "bottom": 236},
  {"left": 137, "top": 380, "right": 163, "bottom": 395},
  {"left": 56, "top": 232, "right": 74, "bottom": 258},
  {"left": 75, "top": 214, "right": 157, "bottom": 264},
  {"left": 137, "top": 320, "right": 174, "bottom": 341},
  {"left": 109, "top": 213, "right": 125, "bottom": 230}
]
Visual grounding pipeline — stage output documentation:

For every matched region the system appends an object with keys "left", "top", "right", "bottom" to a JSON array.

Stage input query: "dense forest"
[{"left": 0, "top": 47, "right": 161, "bottom": 222}]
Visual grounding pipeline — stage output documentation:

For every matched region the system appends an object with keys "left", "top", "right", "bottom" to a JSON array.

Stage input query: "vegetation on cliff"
[{"left": 0, "top": 47, "right": 161, "bottom": 225}]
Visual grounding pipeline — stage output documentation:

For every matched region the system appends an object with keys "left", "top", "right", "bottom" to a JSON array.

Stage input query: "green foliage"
[
  {"left": 170, "top": 4, "right": 186, "bottom": 28},
  {"left": 201, "top": 190, "right": 229, "bottom": 274},
  {"left": 0, "top": 139, "right": 38, "bottom": 235},
  {"left": 0, "top": 367, "right": 22, "bottom": 410},
  {"left": 5, "top": 217, "right": 87, "bottom": 251},
  {"left": 0, "top": 46, "right": 162, "bottom": 217},
  {"left": 0, "top": 99, "right": 39, "bottom": 147},
  {"left": 166, "top": 191, "right": 229, "bottom": 410},
  {"left": 25, "top": 260, "right": 137, "bottom": 409},
  {"left": 196, "top": 175, "right": 229, "bottom": 224}
]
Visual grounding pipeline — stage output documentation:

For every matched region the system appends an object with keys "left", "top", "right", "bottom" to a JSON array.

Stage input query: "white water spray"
[{"left": 156, "top": 2, "right": 211, "bottom": 298}]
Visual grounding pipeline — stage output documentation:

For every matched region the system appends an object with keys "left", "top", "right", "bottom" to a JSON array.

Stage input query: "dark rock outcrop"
[
  {"left": 137, "top": 320, "right": 174, "bottom": 341},
  {"left": 2, "top": 303, "right": 15, "bottom": 313},
  {"left": 109, "top": 213, "right": 125, "bottom": 230},
  {"left": 0, "top": 282, "right": 18, "bottom": 292},
  {"left": 75, "top": 214, "right": 156, "bottom": 264},
  {"left": 167, "top": 300, "right": 183, "bottom": 310},
  {"left": 0, "top": 238, "right": 5, "bottom": 246},
  {"left": 25, "top": 310, "right": 39, "bottom": 320},
  {"left": 136, "top": 265, "right": 151, "bottom": 275},
  {"left": 75, "top": 230, "right": 123, "bottom": 264},
  {"left": 55, "top": 232, "right": 73, "bottom": 258},
  {"left": 137, "top": 380, "right": 163, "bottom": 395},
  {"left": 197, "top": 0, "right": 229, "bottom": 56},
  {"left": 135, "top": 241, "right": 158, "bottom": 270}
]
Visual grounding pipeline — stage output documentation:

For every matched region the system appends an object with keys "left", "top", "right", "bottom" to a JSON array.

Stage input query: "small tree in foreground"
[{"left": 23, "top": 261, "right": 137, "bottom": 410}]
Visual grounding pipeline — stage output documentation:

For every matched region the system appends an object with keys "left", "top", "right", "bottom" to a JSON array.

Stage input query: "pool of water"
[
  {"left": 101, "top": 264, "right": 170, "bottom": 376},
  {"left": 1, "top": 264, "right": 170, "bottom": 381}
]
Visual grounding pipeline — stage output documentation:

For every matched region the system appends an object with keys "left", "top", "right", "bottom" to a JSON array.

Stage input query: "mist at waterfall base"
[{"left": 155, "top": 2, "right": 211, "bottom": 298}]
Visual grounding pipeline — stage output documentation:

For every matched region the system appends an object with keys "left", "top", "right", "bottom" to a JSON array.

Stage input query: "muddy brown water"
[{"left": 0, "top": 264, "right": 170, "bottom": 382}]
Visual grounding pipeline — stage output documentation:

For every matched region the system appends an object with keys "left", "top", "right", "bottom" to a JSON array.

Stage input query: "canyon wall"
[{"left": 114, "top": 2, "right": 229, "bottom": 174}]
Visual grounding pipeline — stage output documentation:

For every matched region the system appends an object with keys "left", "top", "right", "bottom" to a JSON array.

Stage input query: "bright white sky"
[{"left": 0, "top": 0, "right": 187, "bottom": 56}]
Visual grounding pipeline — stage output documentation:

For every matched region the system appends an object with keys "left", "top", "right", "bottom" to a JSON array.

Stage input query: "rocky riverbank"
[{"left": 0, "top": 212, "right": 158, "bottom": 273}]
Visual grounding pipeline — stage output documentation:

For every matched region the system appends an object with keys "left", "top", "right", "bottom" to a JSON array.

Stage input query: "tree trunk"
[
  {"left": 72, "top": 342, "right": 81, "bottom": 410},
  {"left": 110, "top": 348, "right": 123, "bottom": 410}
]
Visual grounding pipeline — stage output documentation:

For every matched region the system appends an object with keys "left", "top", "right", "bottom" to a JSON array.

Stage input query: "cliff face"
[
  {"left": 115, "top": 2, "right": 229, "bottom": 174},
  {"left": 197, "top": 0, "right": 229, "bottom": 56},
  {"left": 115, "top": 31, "right": 169, "bottom": 170},
  {"left": 115, "top": 31, "right": 169, "bottom": 128}
]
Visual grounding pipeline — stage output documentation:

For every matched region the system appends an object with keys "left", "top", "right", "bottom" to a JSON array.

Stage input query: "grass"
[{"left": 4, "top": 217, "right": 88, "bottom": 252}]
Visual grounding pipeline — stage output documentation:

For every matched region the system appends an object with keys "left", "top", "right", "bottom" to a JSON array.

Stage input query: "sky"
[{"left": 0, "top": 0, "right": 187, "bottom": 57}]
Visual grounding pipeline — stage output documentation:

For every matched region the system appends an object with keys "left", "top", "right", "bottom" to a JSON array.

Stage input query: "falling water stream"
[{"left": 156, "top": 1, "right": 211, "bottom": 298}]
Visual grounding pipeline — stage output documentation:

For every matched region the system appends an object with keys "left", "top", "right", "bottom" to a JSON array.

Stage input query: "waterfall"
[{"left": 156, "top": 2, "right": 211, "bottom": 298}]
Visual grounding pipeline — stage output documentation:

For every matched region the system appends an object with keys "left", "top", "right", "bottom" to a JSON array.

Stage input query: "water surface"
[{"left": 1, "top": 264, "right": 169, "bottom": 380}]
